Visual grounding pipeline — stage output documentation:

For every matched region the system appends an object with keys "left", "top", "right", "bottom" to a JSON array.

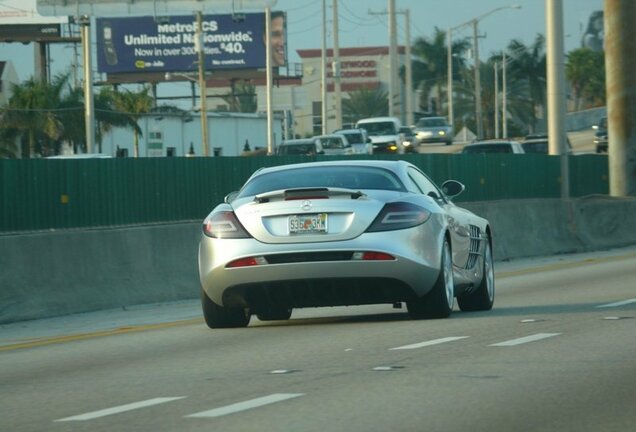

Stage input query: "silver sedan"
[{"left": 198, "top": 160, "right": 494, "bottom": 328}]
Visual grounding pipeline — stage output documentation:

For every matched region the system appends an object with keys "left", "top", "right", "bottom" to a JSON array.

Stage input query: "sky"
[{"left": 0, "top": 0, "right": 603, "bottom": 83}]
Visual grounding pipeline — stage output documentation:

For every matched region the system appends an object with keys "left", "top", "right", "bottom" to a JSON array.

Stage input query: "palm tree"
[
  {"left": 342, "top": 86, "right": 388, "bottom": 123},
  {"left": 565, "top": 48, "right": 605, "bottom": 110},
  {"left": 411, "top": 27, "right": 470, "bottom": 115},
  {"left": 505, "top": 35, "right": 547, "bottom": 133},
  {"left": 101, "top": 86, "right": 154, "bottom": 157},
  {"left": 0, "top": 74, "right": 68, "bottom": 157}
]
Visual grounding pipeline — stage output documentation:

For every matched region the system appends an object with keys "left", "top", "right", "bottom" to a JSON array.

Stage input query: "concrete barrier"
[{"left": 1, "top": 197, "right": 635, "bottom": 324}]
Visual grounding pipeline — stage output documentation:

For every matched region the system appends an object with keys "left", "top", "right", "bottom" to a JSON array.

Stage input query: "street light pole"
[
  {"left": 195, "top": 11, "right": 209, "bottom": 157},
  {"left": 447, "top": 5, "right": 521, "bottom": 139},
  {"left": 473, "top": 19, "right": 483, "bottom": 139}
]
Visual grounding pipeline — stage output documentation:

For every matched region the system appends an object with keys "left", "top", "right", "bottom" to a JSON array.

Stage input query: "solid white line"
[
  {"left": 389, "top": 336, "right": 469, "bottom": 350},
  {"left": 186, "top": 393, "right": 304, "bottom": 418},
  {"left": 596, "top": 299, "right": 636, "bottom": 308},
  {"left": 55, "top": 397, "right": 186, "bottom": 422},
  {"left": 490, "top": 333, "right": 561, "bottom": 347}
]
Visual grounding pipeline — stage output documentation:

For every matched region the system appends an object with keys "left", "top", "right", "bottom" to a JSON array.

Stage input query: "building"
[
  {"left": 295, "top": 46, "right": 407, "bottom": 135},
  {"left": 0, "top": 60, "right": 18, "bottom": 106}
]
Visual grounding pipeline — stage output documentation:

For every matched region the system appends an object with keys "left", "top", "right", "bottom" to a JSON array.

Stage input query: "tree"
[
  {"left": 342, "top": 86, "right": 388, "bottom": 122},
  {"left": 0, "top": 74, "right": 68, "bottom": 157},
  {"left": 222, "top": 80, "right": 257, "bottom": 113},
  {"left": 101, "top": 86, "right": 154, "bottom": 157},
  {"left": 505, "top": 35, "right": 547, "bottom": 133},
  {"left": 411, "top": 27, "right": 470, "bottom": 115},
  {"left": 566, "top": 48, "right": 605, "bottom": 110}
]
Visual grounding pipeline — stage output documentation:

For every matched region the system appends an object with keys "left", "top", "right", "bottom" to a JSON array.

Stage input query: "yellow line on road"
[{"left": 0, "top": 318, "right": 202, "bottom": 352}]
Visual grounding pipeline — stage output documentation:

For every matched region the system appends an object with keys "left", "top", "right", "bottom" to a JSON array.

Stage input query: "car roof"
[
  {"left": 356, "top": 116, "right": 400, "bottom": 124},
  {"left": 467, "top": 140, "right": 521, "bottom": 145},
  {"left": 280, "top": 139, "right": 316, "bottom": 145}
]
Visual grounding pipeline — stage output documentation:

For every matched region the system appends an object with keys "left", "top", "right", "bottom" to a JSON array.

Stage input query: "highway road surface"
[{"left": 1, "top": 247, "right": 635, "bottom": 432}]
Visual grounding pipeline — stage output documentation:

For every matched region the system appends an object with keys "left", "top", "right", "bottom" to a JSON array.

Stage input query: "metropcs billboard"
[{"left": 96, "top": 13, "right": 269, "bottom": 74}]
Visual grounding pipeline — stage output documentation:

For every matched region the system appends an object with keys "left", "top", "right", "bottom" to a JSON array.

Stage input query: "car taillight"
[
  {"left": 202, "top": 211, "right": 251, "bottom": 239},
  {"left": 366, "top": 202, "right": 431, "bottom": 232}
]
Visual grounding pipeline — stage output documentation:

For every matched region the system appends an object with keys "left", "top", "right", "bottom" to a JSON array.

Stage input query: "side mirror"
[
  {"left": 441, "top": 180, "right": 465, "bottom": 198},
  {"left": 224, "top": 191, "right": 239, "bottom": 203}
]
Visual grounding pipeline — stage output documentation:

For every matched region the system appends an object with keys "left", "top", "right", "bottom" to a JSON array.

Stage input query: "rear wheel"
[
  {"left": 256, "top": 308, "right": 293, "bottom": 321},
  {"left": 458, "top": 240, "right": 495, "bottom": 311},
  {"left": 201, "top": 289, "right": 250, "bottom": 328},
  {"left": 407, "top": 238, "right": 454, "bottom": 319}
]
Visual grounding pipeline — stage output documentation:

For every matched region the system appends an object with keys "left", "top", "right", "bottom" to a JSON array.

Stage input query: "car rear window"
[
  {"left": 463, "top": 144, "right": 512, "bottom": 153},
  {"left": 238, "top": 166, "right": 406, "bottom": 197},
  {"left": 277, "top": 143, "right": 316, "bottom": 155}
]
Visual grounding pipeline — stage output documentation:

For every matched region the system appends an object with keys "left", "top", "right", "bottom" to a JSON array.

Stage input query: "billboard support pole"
[
  {"left": 265, "top": 7, "right": 274, "bottom": 155},
  {"left": 80, "top": 15, "right": 95, "bottom": 154},
  {"left": 195, "top": 11, "right": 209, "bottom": 157}
]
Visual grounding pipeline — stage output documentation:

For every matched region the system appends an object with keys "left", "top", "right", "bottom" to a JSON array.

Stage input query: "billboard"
[{"left": 95, "top": 13, "right": 286, "bottom": 74}]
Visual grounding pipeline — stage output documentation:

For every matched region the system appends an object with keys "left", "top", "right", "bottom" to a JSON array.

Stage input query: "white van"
[{"left": 355, "top": 117, "right": 404, "bottom": 154}]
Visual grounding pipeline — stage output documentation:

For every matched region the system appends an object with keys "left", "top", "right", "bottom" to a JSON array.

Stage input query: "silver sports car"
[{"left": 198, "top": 160, "right": 494, "bottom": 328}]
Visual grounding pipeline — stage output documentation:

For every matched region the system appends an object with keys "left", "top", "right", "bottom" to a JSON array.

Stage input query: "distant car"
[
  {"left": 46, "top": 153, "right": 113, "bottom": 159},
  {"left": 198, "top": 159, "right": 494, "bottom": 328},
  {"left": 521, "top": 135, "right": 573, "bottom": 154},
  {"left": 355, "top": 116, "right": 404, "bottom": 154},
  {"left": 414, "top": 116, "right": 453, "bottom": 145},
  {"left": 462, "top": 140, "right": 525, "bottom": 154},
  {"left": 593, "top": 117, "right": 608, "bottom": 153},
  {"left": 314, "top": 134, "right": 353, "bottom": 156},
  {"left": 333, "top": 128, "right": 372, "bottom": 154},
  {"left": 277, "top": 139, "right": 324, "bottom": 156},
  {"left": 399, "top": 126, "right": 418, "bottom": 153}
]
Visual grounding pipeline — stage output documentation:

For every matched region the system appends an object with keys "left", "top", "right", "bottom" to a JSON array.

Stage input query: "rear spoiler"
[{"left": 254, "top": 187, "right": 366, "bottom": 203}]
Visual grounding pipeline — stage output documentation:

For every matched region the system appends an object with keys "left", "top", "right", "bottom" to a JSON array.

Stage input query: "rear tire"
[
  {"left": 201, "top": 289, "right": 250, "bottom": 328},
  {"left": 458, "top": 240, "right": 495, "bottom": 311},
  {"left": 407, "top": 238, "right": 454, "bottom": 319},
  {"left": 256, "top": 308, "right": 292, "bottom": 321}
]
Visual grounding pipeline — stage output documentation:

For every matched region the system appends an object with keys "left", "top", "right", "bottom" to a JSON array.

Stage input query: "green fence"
[{"left": 0, "top": 154, "right": 609, "bottom": 232}]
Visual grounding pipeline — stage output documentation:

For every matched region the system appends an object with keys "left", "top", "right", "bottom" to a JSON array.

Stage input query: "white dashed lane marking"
[
  {"left": 55, "top": 397, "right": 186, "bottom": 422},
  {"left": 186, "top": 393, "right": 304, "bottom": 418},
  {"left": 389, "top": 336, "right": 469, "bottom": 350},
  {"left": 596, "top": 299, "right": 636, "bottom": 308},
  {"left": 490, "top": 333, "right": 561, "bottom": 347}
]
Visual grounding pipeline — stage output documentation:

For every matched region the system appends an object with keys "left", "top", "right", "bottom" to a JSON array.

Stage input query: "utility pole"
[
  {"left": 265, "top": 7, "right": 274, "bottom": 154},
  {"left": 473, "top": 20, "right": 483, "bottom": 139},
  {"left": 332, "top": 0, "right": 342, "bottom": 130},
  {"left": 404, "top": 9, "right": 413, "bottom": 126},
  {"left": 369, "top": 3, "right": 405, "bottom": 122},
  {"left": 447, "top": 27, "right": 454, "bottom": 128},
  {"left": 79, "top": 15, "right": 95, "bottom": 154},
  {"left": 388, "top": 0, "right": 399, "bottom": 119},
  {"left": 605, "top": 0, "right": 636, "bottom": 197},
  {"left": 546, "top": 0, "right": 569, "bottom": 198},
  {"left": 502, "top": 52, "right": 508, "bottom": 138},
  {"left": 494, "top": 61, "right": 499, "bottom": 139},
  {"left": 321, "top": 0, "right": 327, "bottom": 135},
  {"left": 195, "top": 11, "right": 209, "bottom": 157}
]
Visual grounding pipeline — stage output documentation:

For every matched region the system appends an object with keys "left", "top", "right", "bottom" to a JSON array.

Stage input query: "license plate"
[{"left": 289, "top": 213, "right": 328, "bottom": 233}]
